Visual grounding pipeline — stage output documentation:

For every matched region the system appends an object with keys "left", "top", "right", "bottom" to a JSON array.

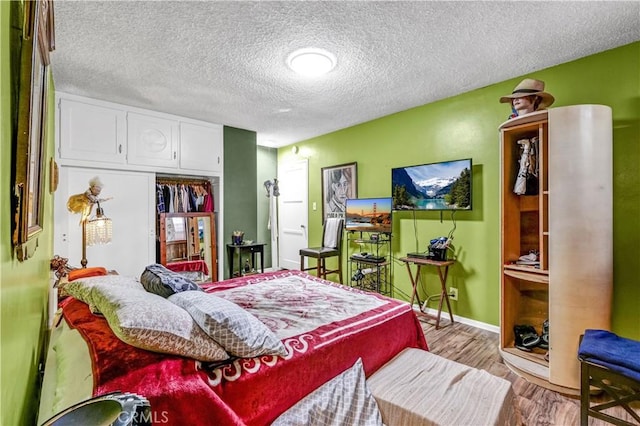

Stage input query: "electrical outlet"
[{"left": 449, "top": 287, "right": 458, "bottom": 301}]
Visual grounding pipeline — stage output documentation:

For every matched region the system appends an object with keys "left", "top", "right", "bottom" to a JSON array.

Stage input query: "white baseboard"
[{"left": 413, "top": 305, "right": 499, "bottom": 334}]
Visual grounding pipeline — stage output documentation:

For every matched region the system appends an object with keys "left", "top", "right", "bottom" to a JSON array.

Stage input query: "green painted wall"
[
  {"left": 279, "top": 42, "right": 640, "bottom": 339},
  {"left": 257, "top": 146, "right": 278, "bottom": 268},
  {"left": 1, "top": 1, "right": 56, "bottom": 424},
  {"left": 223, "top": 126, "right": 258, "bottom": 278}
]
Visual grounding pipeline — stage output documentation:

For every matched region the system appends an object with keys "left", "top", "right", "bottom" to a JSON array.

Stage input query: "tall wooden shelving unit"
[{"left": 498, "top": 105, "right": 613, "bottom": 394}]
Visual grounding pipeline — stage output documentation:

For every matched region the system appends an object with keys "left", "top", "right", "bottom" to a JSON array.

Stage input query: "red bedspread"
[
  {"left": 166, "top": 259, "right": 209, "bottom": 275},
  {"left": 62, "top": 271, "right": 427, "bottom": 425}
]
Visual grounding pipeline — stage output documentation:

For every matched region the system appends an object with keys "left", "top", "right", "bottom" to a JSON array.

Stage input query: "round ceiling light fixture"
[{"left": 287, "top": 48, "right": 336, "bottom": 77}]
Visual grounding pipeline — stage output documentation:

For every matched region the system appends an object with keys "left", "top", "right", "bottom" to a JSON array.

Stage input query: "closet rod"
[{"left": 156, "top": 177, "right": 211, "bottom": 186}]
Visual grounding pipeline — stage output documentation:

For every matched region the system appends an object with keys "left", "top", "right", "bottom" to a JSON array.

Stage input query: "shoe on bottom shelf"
[
  {"left": 514, "top": 324, "right": 541, "bottom": 352},
  {"left": 538, "top": 319, "right": 549, "bottom": 350}
]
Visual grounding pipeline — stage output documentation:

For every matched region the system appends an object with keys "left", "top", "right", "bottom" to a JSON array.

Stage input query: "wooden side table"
[
  {"left": 226, "top": 242, "right": 266, "bottom": 278},
  {"left": 399, "top": 257, "right": 456, "bottom": 329}
]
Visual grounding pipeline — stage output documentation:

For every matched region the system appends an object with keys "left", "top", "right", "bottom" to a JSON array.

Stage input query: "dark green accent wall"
[
  {"left": 1, "top": 2, "right": 56, "bottom": 424},
  {"left": 223, "top": 126, "right": 258, "bottom": 278},
  {"left": 257, "top": 146, "right": 278, "bottom": 268},
  {"left": 279, "top": 42, "right": 640, "bottom": 339}
]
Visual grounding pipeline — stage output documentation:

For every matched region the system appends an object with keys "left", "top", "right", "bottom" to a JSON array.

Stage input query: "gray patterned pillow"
[
  {"left": 140, "top": 264, "right": 202, "bottom": 298},
  {"left": 272, "top": 358, "right": 383, "bottom": 426},
  {"left": 90, "top": 283, "right": 229, "bottom": 362},
  {"left": 168, "top": 291, "right": 288, "bottom": 358}
]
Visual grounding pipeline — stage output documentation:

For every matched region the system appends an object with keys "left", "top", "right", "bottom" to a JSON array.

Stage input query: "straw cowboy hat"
[{"left": 500, "top": 78, "right": 555, "bottom": 109}]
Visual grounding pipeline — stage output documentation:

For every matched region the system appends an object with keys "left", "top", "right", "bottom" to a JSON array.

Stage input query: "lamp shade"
[{"left": 86, "top": 205, "right": 112, "bottom": 246}]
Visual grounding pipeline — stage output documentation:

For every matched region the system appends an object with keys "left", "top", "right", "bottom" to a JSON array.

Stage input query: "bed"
[{"left": 38, "top": 270, "right": 427, "bottom": 425}]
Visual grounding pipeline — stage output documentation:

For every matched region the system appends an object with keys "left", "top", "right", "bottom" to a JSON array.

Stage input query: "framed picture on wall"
[
  {"left": 321, "top": 162, "right": 357, "bottom": 223},
  {"left": 12, "top": 0, "right": 55, "bottom": 261}
]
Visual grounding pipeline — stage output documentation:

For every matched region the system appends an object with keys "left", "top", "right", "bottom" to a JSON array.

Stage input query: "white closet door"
[{"left": 55, "top": 167, "right": 156, "bottom": 277}]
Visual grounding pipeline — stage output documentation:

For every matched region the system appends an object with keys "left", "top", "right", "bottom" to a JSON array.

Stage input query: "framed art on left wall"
[{"left": 12, "top": 0, "right": 55, "bottom": 261}]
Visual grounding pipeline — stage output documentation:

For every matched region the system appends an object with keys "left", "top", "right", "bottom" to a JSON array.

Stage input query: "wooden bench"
[{"left": 368, "top": 348, "right": 516, "bottom": 425}]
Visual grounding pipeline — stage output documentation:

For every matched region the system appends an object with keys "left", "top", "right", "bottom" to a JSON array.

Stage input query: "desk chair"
[
  {"left": 299, "top": 217, "right": 344, "bottom": 283},
  {"left": 578, "top": 329, "right": 640, "bottom": 426}
]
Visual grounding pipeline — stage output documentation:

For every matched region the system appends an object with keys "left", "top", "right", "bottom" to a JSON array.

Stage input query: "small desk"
[
  {"left": 226, "top": 242, "right": 266, "bottom": 278},
  {"left": 399, "top": 257, "right": 456, "bottom": 329}
]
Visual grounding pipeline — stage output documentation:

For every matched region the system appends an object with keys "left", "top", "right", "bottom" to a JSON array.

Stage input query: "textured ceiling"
[{"left": 51, "top": 1, "right": 640, "bottom": 147}]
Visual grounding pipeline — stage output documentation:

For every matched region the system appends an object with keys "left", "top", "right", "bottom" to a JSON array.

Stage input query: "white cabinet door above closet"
[
  {"left": 180, "top": 122, "right": 223, "bottom": 173},
  {"left": 59, "top": 98, "right": 126, "bottom": 165},
  {"left": 127, "top": 112, "right": 179, "bottom": 168}
]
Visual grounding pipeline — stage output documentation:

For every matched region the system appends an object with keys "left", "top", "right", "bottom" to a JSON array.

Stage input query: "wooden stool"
[{"left": 578, "top": 330, "right": 640, "bottom": 426}]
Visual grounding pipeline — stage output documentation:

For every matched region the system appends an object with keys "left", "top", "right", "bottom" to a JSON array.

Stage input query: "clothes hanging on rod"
[{"left": 156, "top": 179, "right": 214, "bottom": 213}]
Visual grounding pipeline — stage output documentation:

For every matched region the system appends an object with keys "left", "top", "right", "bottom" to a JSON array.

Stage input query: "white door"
[
  {"left": 278, "top": 159, "right": 308, "bottom": 270},
  {"left": 54, "top": 167, "right": 156, "bottom": 277}
]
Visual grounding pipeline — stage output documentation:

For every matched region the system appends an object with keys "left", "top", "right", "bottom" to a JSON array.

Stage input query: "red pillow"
[{"left": 68, "top": 267, "right": 108, "bottom": 282}]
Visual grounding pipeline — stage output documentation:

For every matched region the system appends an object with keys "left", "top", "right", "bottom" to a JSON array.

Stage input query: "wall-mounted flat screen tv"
[
  {"left": 345, "top": 197, "right": 393, "bottom": 233},
  {"left": 392, "top": 158, "right": 472, "bottom": 211}
]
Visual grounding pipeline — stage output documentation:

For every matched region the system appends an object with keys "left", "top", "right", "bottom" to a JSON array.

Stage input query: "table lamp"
[{"left": 67, "top": 177, "right": 113, "bottom": 268}]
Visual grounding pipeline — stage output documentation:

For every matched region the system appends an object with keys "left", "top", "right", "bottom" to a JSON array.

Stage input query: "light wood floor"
[{"left": 417, "top": 313, "right": 639, "bottom": 426}]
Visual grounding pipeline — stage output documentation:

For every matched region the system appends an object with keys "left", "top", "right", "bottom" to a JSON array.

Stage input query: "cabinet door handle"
[
  {"left": 118, "top": 144, "right": 122, "bottom": 153},
  {"left": 173, "top": 151, "right": 177, "bottom": 159}
]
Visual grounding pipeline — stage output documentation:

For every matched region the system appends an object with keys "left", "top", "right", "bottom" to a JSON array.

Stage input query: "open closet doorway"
[{"left": 278, "top": 159, "right": 308, "bottom": 271}]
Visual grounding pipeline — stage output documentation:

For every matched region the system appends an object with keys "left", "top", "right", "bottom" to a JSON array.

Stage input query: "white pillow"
[
  {"left": 62, "top": 274, "right": 144, "bottom": 313},
  {"left": 90, "top": 284, "right": 229, "bottom": 362},
  {"left": 168, "top": 291, "right": 288, "bottom": 358}
]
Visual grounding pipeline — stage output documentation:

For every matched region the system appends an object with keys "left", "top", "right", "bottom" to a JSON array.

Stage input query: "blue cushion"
[
  {"left": 140, "top": 263, "right": 202, "bottom": 298},
  {"left": 578, "top": 329, "right": 640, "bottom": 382}
]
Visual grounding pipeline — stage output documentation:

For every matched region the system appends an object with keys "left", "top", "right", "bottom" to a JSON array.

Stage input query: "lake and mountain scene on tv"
[
  {"left": 392, "top": 159, "right": 472, "bottom": 211},
  {"left": 345, "top": 197, "right": 392, "bottom": 233}
]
